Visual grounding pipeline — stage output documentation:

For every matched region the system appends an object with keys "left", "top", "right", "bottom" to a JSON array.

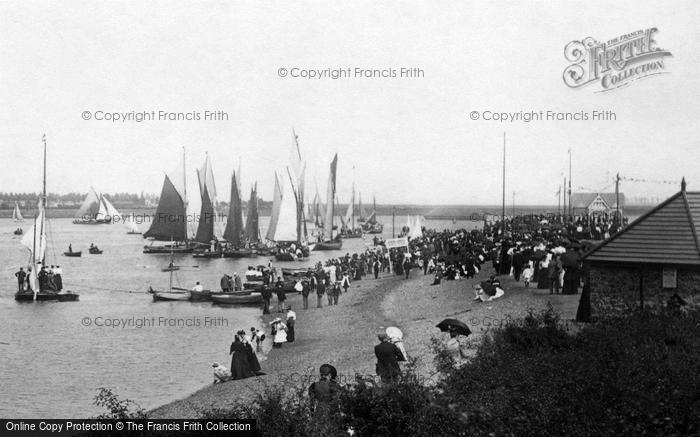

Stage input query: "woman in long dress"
[
  {"left": 229, "top": 334, "right": 253, "bottom": 380},
  {"left": 270, "top": 318, "right": 288, "bottom": 348}
]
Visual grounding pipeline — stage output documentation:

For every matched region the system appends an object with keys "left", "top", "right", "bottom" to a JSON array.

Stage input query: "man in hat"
[
  {"left": 301, "top": 278, "right": 310, "bottom": 310},
  {"left": 275, "top": 278, "right": 286, "bottom": 312},
  {"left": 15, "top": 267, "right": 26, "bottom": 292},
  {"left": 220, "top": 274, "right": 231, "bottom": 293},
  {"left": 212, "top": 362, "right": 231, "bottom": 384},
  {"left": 261, "top": 286, "right": 272, "bottom": 315},
  {"left": 53, "top": 265, "right": 63, "bottom": 291},
  {"left": 374, "top": 332, "right": 403, "bottom": 383}
]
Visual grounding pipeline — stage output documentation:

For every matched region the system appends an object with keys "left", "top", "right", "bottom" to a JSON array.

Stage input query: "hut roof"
[
  {"left": 570, "top": 192, "right": 625, "bottom": 209},
  {"left": 583, "top": 187, "right": 700, "bottom": 266}
]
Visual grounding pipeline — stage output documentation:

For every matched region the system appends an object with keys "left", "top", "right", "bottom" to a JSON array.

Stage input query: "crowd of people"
[{"left": 15, "top": 263, "right": 64, "bottom": 293}]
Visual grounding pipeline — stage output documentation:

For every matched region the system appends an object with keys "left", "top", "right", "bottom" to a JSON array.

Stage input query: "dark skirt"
[{"left": 537, "top": 268, "right": 549, "bottom": 289}]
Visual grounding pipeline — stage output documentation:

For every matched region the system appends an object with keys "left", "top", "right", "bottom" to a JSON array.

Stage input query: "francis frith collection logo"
[{"left": 563, "top": 28, "right": 672, "bottom": 92}]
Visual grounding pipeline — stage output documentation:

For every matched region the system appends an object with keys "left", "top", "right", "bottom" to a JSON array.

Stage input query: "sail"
[
  {"left": 275, "top": 177, "right": 299, "bottom": 242},
  {"left": 13, "top": 203, "right": 24, "bottom": 221},
  {"left": 143, "top": 175, "right": 188, "bottom": 241},
  {"left": 409, "top": 216, "right": 423, "bottom": 239},
  {"left": 343, "top": 190, "right": 354, "bottom": 230},
  {"left": 194, "top": 169, "right": 215, "bottom": 244},
  {"left": 244, "top": 183, "right": 260, "bottom": 243},
  {"left": 101, "top": 195, "right": 121, "bottom": 221},
  {"left": 21, "top": 207, "right": 46, "bottom": 265},
  {"left": 358, "top": 193, "right": 367, "bottom": 221},
  {"left": 223, "top": 172, "right": 243, "bottom": 246},
  {"left": 365, "top": 210, "right": 377, "bottom": 225},
  {"left": 324, "top": 154, "right": 338, "bottom": 240},
  {"left": 74, "top": 187, "right": 101, "bottom": 220},
  {"left": 95, "top": 194, "right": 109, "bottom": 221},
  {"left": 265, "top": 173, "right": 282, "bottom": 241}
]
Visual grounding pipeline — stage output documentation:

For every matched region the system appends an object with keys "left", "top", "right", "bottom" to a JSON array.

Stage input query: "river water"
[{"left": 0, "top": 214, "right": 480, "bottom": 417}]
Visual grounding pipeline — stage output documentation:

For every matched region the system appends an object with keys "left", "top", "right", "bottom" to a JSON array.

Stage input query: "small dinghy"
[
  {"left": 211, "top": 292, "right": 263, "bottom": 305},
  {"left": 152, "top": 291, "right": 191, "bottom": 302},
  {"left": 63, "top": 251, "right": 82, "bottom": 257}
]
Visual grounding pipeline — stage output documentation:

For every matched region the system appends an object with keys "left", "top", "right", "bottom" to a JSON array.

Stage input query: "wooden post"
[{"left": 639, "top": 266, "right": 644, "bottom": 310}]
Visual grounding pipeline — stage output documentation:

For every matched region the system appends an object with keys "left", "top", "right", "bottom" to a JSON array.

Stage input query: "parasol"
[{"left": 436, "top": 318, "right": 472, "bottom": 336}]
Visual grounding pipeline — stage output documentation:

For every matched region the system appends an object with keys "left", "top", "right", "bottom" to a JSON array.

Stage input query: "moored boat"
[
  {"left": 152, "top": 291, "right": 191, "bottom": 302},
  {"left": 13, "top": 228, "right": 23, "bottom": 235},
  {"left": 313, "top": 239, "right": 343, "bottom": 251},
  {"left": 223, "top": 248, "right": 254, "bottom": 258},
  {"left": 211, "top": 292, "right": 263, "bottom": 305},
  {"left": 63, "top": 251, "right": 82, "bottom": 257}
]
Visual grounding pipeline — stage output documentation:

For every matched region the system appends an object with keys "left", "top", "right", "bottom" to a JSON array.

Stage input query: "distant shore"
[
  {"left": 148, "top": 267, "right": 580, "bottom": 418},
  {"left": 0, "top": 204, "right": 654, "bottom": 220}
]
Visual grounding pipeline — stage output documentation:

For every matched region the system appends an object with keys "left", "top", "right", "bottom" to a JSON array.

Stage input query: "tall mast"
[
  {"left": 501, "top": 132, "right": 506, "bottom": 224},
  {"left": 40, "top": 134, "right": 47, "bottom": 264},
  {"left": 183, "top": 147, "right": 188, "bottom": 241},
  {"left": 352, "top": 166, "right": 355, "bottom": 231}
]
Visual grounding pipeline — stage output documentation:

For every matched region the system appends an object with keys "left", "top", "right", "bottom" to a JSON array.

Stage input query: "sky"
[{"left": 1, "top": 0, "right": 699, "bottom": 205}]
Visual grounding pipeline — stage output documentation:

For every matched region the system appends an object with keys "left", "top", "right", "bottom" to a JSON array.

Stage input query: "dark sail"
[
  {"left": 244, "top": 182, "right": 260, "bottom": 243},
  {"left": 143, "top": 175, "right": 187, "bottom": 241},
  {"left": 223, "top": 172, "right": 243, "bottom": 247},
  {"left": 195, "top": 184, "right": 215, "bottom": 244}
]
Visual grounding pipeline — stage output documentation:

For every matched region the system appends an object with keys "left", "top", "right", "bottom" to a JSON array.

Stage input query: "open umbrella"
[{"left": 436, "top": 318, "right": 472, "bottom": 336}]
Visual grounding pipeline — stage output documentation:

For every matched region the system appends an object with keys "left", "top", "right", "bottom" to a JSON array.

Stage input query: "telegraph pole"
[
  {"left": 615, "top": 173, "right": 620, "bottom": 224},
  {"left": 568, "top": 149, "right": 572, "bottom": 217}
]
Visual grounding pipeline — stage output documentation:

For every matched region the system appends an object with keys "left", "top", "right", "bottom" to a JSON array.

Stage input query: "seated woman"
[
  {"left": 212, "top": 362, "right": 232, "bottom": 384},
  {"left": 473, "top": 281, "right": 505, "bottom": 302}
]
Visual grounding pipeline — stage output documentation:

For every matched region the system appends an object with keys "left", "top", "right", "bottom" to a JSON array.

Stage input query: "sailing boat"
[
  {"left": 358, "top": 192, "right": 367, "bottom": 223},
  {"left": 12, "top": 202, "right": 24, "bottom": 235},
  {"left": 15, "top": 135, "right": 79, "bottom": 302},
  {"left": 143, "top": 148, "right": 192, "bottom": 254},
  {"left": 362, "top": 195, "right": 384, "bottom": 234},
  {"left": 72, "top": 188, "right": 112, "bottom": 224},
  {"left": 221, "top": 171, "right": 253, "bottom": 258},
  {"left": 341, "top": 176, "right": 361, "bottom": 238},
  {"left": 191, "top": 155, "right": 219, "bottom": 257},
  {"left": 267, "top": 130, "right": 312, "bottom": 260},
  {"left": 12, "top": 202, "right": 24, "bottom": 222},
  {"left": 151, "top": 243, "right": 192, "bottom": 301},
  {"left": 314, "top": 154, "right": 342, "bottom": 251}
]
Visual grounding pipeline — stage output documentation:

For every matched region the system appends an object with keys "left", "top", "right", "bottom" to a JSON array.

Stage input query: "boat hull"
[
  {"left": 211, "top": 293, "right": 263, "bottom": 305},
  {"left": 313, "top": 240, "right": 343, "bottom": 251},
  {"left": 152, "top": 291, "right": 191, "bottom": 302},
  {"left": 35, "top": 292, "right": 59, "bottom": 301},
  {"left": 73, "top": 219, "right": 111, "bottom": 224},
  {"left": 56, "top": 292, "right": 80, "bottom": 302},
  {"left": 89, "top": 249, "right": 103, "bottom": 255},
  {"left": 223, "top": 249, "right": 254, "bottom": 258},
  {"left": 191, "top": 290, "right": 252, "bottom": 302},
  {"left": 192, "top": 251, "right": 222, "bottom": 258},
  {"left": 63, "top": 251, "right": 82, "bottom": 257},
  {"left": 14, "top": 292, "right": 34, "bottom": 301},
  {"left": 274, "top": 253, "right": 297, "bottom": 261},
  {"left": 13, "top": 229, "right": 23, "bottom": 235},
  {"left": 143, "top": 246, "right": 193, "bottom": 254}
]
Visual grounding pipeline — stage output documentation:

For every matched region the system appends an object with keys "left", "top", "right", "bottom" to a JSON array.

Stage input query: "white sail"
[
  {"left": 324, "top": 155, "right": 338, "bottom": 241},
  {"left": 95, "top": 194, "right": 109, "bottom": 221},
  {"left": 21, "top": 207, "right": 46, "bottom": 266},
  {"left": 13, "top": 203, "right": 24, "bottom": 222},
  {"left": 74, "top": 187, "right": 101, "bottom": 219},
  {"left": 409, "top": 215, "right": 423, "bottom": 239},
  {"left": 343, "top": 191, "right": 354, "bottom": 230},
  {"left": 265, "top": 173, "right": 283, "bottom": 241},
  {"left": 274, "top": 178, "right": 299, "bottom": 242}
]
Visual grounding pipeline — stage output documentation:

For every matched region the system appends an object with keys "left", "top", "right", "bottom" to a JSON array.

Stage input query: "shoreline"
[{"left": 148, "top": 269, "right": 580, "bottom": 418}]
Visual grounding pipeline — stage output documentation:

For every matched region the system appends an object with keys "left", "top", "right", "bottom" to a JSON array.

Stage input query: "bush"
[{"left": 92, "top": 387, "right": 147, "bottom": 420}]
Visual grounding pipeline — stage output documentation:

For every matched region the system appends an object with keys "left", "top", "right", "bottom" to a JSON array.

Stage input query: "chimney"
[{"left": 681, "top": 177, "right": 687, "bottom": 193}]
